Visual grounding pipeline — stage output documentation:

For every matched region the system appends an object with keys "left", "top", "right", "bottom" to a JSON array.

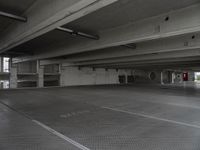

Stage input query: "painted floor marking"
[
  {"left": 33, "top": 120, "right": 90, "bottom": 150},
  {"left": 103, "top": 106, "right": 200, "bottom": 129}
]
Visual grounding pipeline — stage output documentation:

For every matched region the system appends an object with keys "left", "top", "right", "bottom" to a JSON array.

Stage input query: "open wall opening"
[
  {"left": 0, "top": 57, "right": 10, "bottom": 89},
  {"left": 195, "top": 72, "right": 200, "bottom": 82},
  {"left": 3, "top": 57, "right": 10, "bottom": 73},
  {"left": 0, "top": 80, "right": 9, "bottom": 89},
  {"left": 44, "top": 64, "right": 60, "bottom": 87},
  {"left": 17, "top": 61, "right": 38, "bottom": 88}
]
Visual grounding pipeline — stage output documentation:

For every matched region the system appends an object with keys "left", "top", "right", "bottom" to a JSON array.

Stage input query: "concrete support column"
[
  {"left": 0, "top": 57, "right": 3, "bottom": 89},
  {"left": 59, "top": 64, "right": 63, "bottom": 86},
  {"left": 38, "top": 66, "right": 44, "bottom": 88},
  {"left": 0, "top": 57, "right": 3, "bottom": 73},
  {"left": 172, "top": 72, "right": 175, "bottom": 84},
  {"left": 161, "top": 71, "right": 164, "bottom": 85},
  {"left": 0, "top": 81, "right": 3, "bottom": 89},
  {"left": 180, "top": 73, "right": 183, "bottom": 83},
  {"left": 10, "top": 63, "right": 18, "bottom": 88}
]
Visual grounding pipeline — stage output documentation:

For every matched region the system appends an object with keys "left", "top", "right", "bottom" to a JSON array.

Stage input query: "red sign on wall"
[{"left": 183, "top": 72, "right": 188, "bottom": 81}]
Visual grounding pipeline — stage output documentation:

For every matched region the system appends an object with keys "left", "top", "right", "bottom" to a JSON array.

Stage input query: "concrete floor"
[{"left": 1, "top": 82, "right": 200, "bottom": 149}]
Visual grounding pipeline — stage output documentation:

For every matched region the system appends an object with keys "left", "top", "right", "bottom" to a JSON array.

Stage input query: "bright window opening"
[
  {"left": 0, "top": 80, "right": 9, "bottom": 89},
  {"left": 3, "top": 57, "right": 10, "bottom": 72},
  {"left": 195, "top": 72, "right": 200, "bottom": 82}
]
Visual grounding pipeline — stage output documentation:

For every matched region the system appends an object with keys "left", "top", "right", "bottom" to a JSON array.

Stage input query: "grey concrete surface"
[
  {"left": 1, "top": 82, "right": 200, "bottom": 149},
  {"left": 0, "top": 103, "right": 81, "bottom": 150}
]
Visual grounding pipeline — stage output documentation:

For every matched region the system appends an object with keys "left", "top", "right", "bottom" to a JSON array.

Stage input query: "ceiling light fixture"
[{"left": 57, "top": 27, "right": 99, "bottom": 40}]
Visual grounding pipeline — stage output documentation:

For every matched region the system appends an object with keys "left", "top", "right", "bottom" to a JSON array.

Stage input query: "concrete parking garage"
[{"left": 1, "top": 0, "right": 200, "bottom": 150}]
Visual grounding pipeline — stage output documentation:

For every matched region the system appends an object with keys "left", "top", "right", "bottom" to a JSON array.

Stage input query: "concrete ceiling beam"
[
  {"left": 74, "top": 48, "right": 200, "bottom": 65},
  {"left": 61, "top": 33, "right": 200, "bottom": 62},
  {"left": 87, "top": 60, "right": 200, "bottom": 69},
  {"left": 12, "top": 32, "right": 200, "bottom": 63},
  {"left": 78, "top": 56, "right": 200, "bottom": 67},
  {"left": 39, "top": 59, "right": 62, "bottom": 66}
]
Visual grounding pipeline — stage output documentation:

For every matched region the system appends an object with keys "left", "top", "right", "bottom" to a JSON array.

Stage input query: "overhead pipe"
[
  {"left": 57, "top": 27, "right": 99, "bottom": 40},
  {"left": 0, "top": 11, "right": 27, "bottom": 22}
]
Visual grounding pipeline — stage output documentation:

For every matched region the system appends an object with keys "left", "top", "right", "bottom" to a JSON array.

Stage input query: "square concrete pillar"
[
  {"left": 161, "top": 71, "right": 164, "bottom": 85},
  {"left": 172, "top": 72, "right": 175, "bottom": 84},
  {"left": 0, "top": 57, "right": 3, "bottom": 73},
  {"left": 38, "top": 66, "right": 44, "bottom": 88},
  {"left": 59, "top": 64, "right": 64, "bottom": 86},
  {"left": 0, "top": 81, "right": 3, "bottom": 89},
  {"left": 10, "top": 64, "right": 18, "bottom": 88}
]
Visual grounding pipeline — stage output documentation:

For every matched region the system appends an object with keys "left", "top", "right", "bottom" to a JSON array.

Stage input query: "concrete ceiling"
[
  {"left": 0, "top": 0, "right": 114, "bottom": 56},
  {"left": 7, "top": 0, "right": 200, "bottom": 56},
  {"left": 0, "top": 0, "right": 35, "bottom": 34},
  {"left": 8, "top": 29, "right": 90, "bottom": 55},
  {"left": 66, "top": 0, "right": 200, "bottom": 33},
  {"left": 2, "top": 0, "right": 200, "bottom": 70},
  {"left": 0, "top": 0, "right": 35, "bottom": 15}
]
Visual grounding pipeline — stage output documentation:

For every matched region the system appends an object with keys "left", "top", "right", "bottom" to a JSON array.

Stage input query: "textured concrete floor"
[
  {"left": 1, "top": 82, "right": 200, "bottom": 149},
  {"left": 0, "top": 103, "right": 81, "bottom": 150}
]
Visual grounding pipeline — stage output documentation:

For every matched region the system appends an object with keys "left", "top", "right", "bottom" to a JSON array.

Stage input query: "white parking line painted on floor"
[
  {"left": 32, "top": 120, "right": 90, "bottom": 150},
  {"left": 103, "top": 106, "right": 200, "bottom": 129}
]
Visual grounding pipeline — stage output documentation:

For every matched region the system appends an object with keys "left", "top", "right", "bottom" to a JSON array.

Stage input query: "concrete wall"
[
  {"left": 60, "top": 67, "right": 120, "bottom": 86},
  {"left": 17, "top": 61, "right": 37, "bottom": 73},
  {"left": 60, "top": 67, "right": 164, "bottom": 86},
  {"left": 44, "top": 64, "right": 60, "bottom": 74},
  {"left": 133, "top": 70, "right": 162, "bottom": 84}
]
